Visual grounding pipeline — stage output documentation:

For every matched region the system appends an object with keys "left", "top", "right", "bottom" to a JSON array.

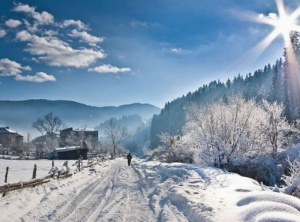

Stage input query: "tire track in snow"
[
  {"left": 18, "top": 163, "right": 114, "bottom": 222},
  {"left": 93, "top": 161, "right": 156, "bottom": 221},
  {"left": 19, "top": 159, "right": 157, "bottom": 222},
  {"left": 57, "top": 164, "right": 117, "bottom": 221}
]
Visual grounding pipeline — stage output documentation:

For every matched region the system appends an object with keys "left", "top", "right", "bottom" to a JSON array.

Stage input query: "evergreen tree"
[{"left": 283, "top": 31, "right": 300, "bottom": 120}]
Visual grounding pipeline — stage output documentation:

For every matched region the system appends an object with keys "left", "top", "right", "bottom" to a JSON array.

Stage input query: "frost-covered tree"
[
  {"left": 185, "top": 96, "right": 260, "bottom": 167},
  {"left": 104, "top": 118, "right": 131, "bottom": 155},
  {"left": 258, "top": 100, "right": 292, "bottom": 155},
  {"left": 184, "top": 96, "right": 293, "bottom": 168},
  {"left": 281, "top": 153, "right": 300, "bottom": 197},
  {"left": 157, "top": 133, "right": 180, "bottom": 162},
  {"left": 149, "top": 132, "right": 194, "bottom": 163}
]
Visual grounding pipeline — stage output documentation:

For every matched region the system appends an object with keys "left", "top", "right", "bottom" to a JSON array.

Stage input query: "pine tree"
[
  {"left": 283, "top": 31, "right": 300, "bottom": 120},
  {"left": 270, "top": 59, "right": 283, "bottom": 102}
]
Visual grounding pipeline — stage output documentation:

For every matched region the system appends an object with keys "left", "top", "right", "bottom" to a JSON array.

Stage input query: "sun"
[
  {"left": 238, "top": 0, "right": 300, "bottom": 64},
  {"left": 272, "top": 12, "right": 296, "bottom": 42},
  {"left": 257, "top": 0, "right": 300, "bottom": 48}
]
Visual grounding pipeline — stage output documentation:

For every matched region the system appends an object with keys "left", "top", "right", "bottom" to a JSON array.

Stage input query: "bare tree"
[
  {"left": 23, "top": 133, "right": 33, "bottom": 156},
  {"left": 104, "top": 118, "right": 131, "bottom": 155},
  {"left": 32, "top": 112, "right": 64, "bottom": 152},
  {"left": 32, "top": 118, "right": 46, "bottom": 138}
]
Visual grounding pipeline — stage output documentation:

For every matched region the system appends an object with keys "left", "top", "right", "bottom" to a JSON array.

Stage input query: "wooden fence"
[{"left": 0, "top": 156, "right": 106, "bottom": 197}]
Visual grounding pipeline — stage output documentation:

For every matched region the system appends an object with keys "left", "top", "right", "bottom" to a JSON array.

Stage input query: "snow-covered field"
[
  {"left": 0, "top": 157, "right": 300, "bottom": 222},
  {"left": 0, "top": 159, "right": 78, "bottom": 185}
]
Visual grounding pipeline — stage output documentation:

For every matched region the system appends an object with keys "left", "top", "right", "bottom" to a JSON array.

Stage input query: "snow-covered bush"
[
  {"left": 227, "top": 154, "right": 283, "bottom": 186},
  {"left": 150, "top": 133, "right": 194, "bottom": 163},
  {"left": 185, "top": 96, "right": 259, "bottom": 167},
  {"left": 281, "top": 153, "right": 300, "bottom": 197},
  {"left": 184, "top": 96, "right": 294, "bottom": 168}
]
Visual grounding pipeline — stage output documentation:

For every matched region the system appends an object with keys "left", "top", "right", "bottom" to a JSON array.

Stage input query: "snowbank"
[{"left": 134, "top": 159, "right": 300, "bottom": 222}]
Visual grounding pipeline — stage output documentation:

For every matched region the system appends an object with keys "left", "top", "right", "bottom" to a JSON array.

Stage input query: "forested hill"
[
  {"left": 0, "top": 99, "right": 160, "bottom": 136},
  {"left": 150, "top": 58, "right": 286, "bottom": 148}
]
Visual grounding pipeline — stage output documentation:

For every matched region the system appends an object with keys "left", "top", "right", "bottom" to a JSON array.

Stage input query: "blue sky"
[{"left": 0, "top": 0, "right": 299, "bottom": 108}]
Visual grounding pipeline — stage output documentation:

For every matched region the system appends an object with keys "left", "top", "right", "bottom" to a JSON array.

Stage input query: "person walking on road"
[{"left": 127, "top": 153, "right": 132, "bottom": 166}]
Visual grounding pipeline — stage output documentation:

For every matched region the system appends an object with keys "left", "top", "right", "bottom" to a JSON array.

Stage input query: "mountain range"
[{"left": 0, "top": 99, "right": 160, "bottom": 138}]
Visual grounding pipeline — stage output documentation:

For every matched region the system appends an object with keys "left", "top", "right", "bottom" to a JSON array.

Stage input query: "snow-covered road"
[
  {"left": 18, "top": 159, "right": 156, "bottom": 222},
  {"left": 1, "top": 158, "right": 300, "bottom": 222}
]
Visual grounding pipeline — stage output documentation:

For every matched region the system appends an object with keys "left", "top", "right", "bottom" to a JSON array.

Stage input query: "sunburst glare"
[
  {"left": 257, "top": 0, "right": 300, "bottom": 48},
  {"left": 224, "top": 1, "right": 300, "bottom": 75}
]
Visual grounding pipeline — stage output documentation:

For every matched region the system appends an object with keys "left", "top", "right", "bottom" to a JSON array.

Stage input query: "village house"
[
  {"left": 0, "top": 126, "right": 23, "bottom": 149},
  {"left": 60, "top": 127, "right": 98, "bottom": 148}
]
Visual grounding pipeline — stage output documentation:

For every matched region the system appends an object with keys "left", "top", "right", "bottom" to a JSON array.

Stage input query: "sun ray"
[
  {"left": 253, "top": 1, "right": 300, "bottom": 48},
  {"left": 223, "top": 1, "right": 300, "bottom": 86}
]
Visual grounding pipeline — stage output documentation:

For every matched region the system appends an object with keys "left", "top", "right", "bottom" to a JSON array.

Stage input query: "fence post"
[
  {"left": 52, "top": 160, "right": 54, "bottom": 168},
  {"left": 32, "top": 164, "right": 37, "bottom": 179},
  {"left": 78, "top": 158, "right": 81, "bottom": 171},
  {"left": 4, "top": 167, "right": 9, "bottom": 183}
]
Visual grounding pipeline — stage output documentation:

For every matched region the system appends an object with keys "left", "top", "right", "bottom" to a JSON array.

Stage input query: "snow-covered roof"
[
  {"left": 0, "top": 127, "right": 19, "bottom": 134},
  {"left": 54, "top": 146, "right": 86, "bottom": 152},
  {"left": 61, "top": 127, "right": 98, "bottom": 132},
  {"left": 73, "top": 128, "right": 97, "bottom": 132}
]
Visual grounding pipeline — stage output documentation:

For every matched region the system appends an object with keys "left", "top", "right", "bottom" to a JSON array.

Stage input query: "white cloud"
[
  {"left": 68, "top": 29, "right": 104, "bottom": 46},
  {"left": 62, "top": 20, "right": 87, "bottom": 30},
  {"left": 23, "top": 19, "right": 38, "bottom": 33},
  {"left": 88, "top": 64, "right": 131, "bottom": 73},
  {"left": 15, "top": 72, "right": 56, "bottom": 82},
  {"left": 16, "top": 30, "right": 106, "bottom": 67},
  {"left": 44, "top": 30, "right": 58, "bottom": 36},
  {"left": 171, "top": 48, "right": 183, "bottom": 54},
  {"left": 0, "top": 30, "right": 6, "bottom": 38},
  {"left": 169, "top": 47, "right": 190, "bottom": 55},
  {"left": 258, "top": 13, "right": 278, "bottom": 20},
  {"left": 0, "top": 58, "right": 31, "bottom": 76},
  {"left": 13, "top": 3, "right": 54, "bottom": 25},
  {"left": 16, "top": 30, "right": 32, "bottom": 41},
  {"left": 130, "top": 20, "right": 160, "bottom": 28},
  {"left": 5, "top": 19, "right": 22, "bottom": 28}
]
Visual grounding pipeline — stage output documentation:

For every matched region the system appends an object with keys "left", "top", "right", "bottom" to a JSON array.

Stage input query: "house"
[
  {"left": 60, "top": 127, "right": 98, "bottom": 147},
  {"left": 0, "top": 126, "right": 23, "bottom": 148},
  {"left": 32, "top": 133, "right": 60, "bottom": 148},
  {"left": 52, "top": 146, "right": 88, "bottom": 160}
]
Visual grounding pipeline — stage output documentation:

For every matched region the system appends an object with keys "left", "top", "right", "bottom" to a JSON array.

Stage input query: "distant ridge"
[{"left": 0, "top": 99, "right": 160, "bottom": 136}]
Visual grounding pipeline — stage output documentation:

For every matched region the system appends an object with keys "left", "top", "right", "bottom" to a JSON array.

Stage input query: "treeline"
[{"left": 150, "top": 59, "right": 281, "bottom": 148}]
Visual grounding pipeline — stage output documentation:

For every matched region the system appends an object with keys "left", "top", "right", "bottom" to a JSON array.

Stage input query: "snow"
[
  {"left": 0, "top": 157, "right": 300, "bottom": 222},
  {"left": 0, "top": 159, "right": 77, "bottom": 185},
  {"left": 283, "top": 145, "right": 300, "bottom": 160},
  {"left": 54, "top": 146, "right": 82, "bottom": 152}
]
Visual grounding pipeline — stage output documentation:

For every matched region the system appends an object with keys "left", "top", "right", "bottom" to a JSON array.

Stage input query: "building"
[
  {"left": 52, "top": 146, "right": 88, "bottom": 160},
  {"left": 60, "top": 127, "right": 98, "bottom": 148},
  {"left": 0, "top": 126, "right": 23, "bottom": 148}
]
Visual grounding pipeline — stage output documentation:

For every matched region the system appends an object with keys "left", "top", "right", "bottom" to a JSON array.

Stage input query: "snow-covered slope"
[{"left": 0, "top": 158, "right": 300, "bottom": 221}]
